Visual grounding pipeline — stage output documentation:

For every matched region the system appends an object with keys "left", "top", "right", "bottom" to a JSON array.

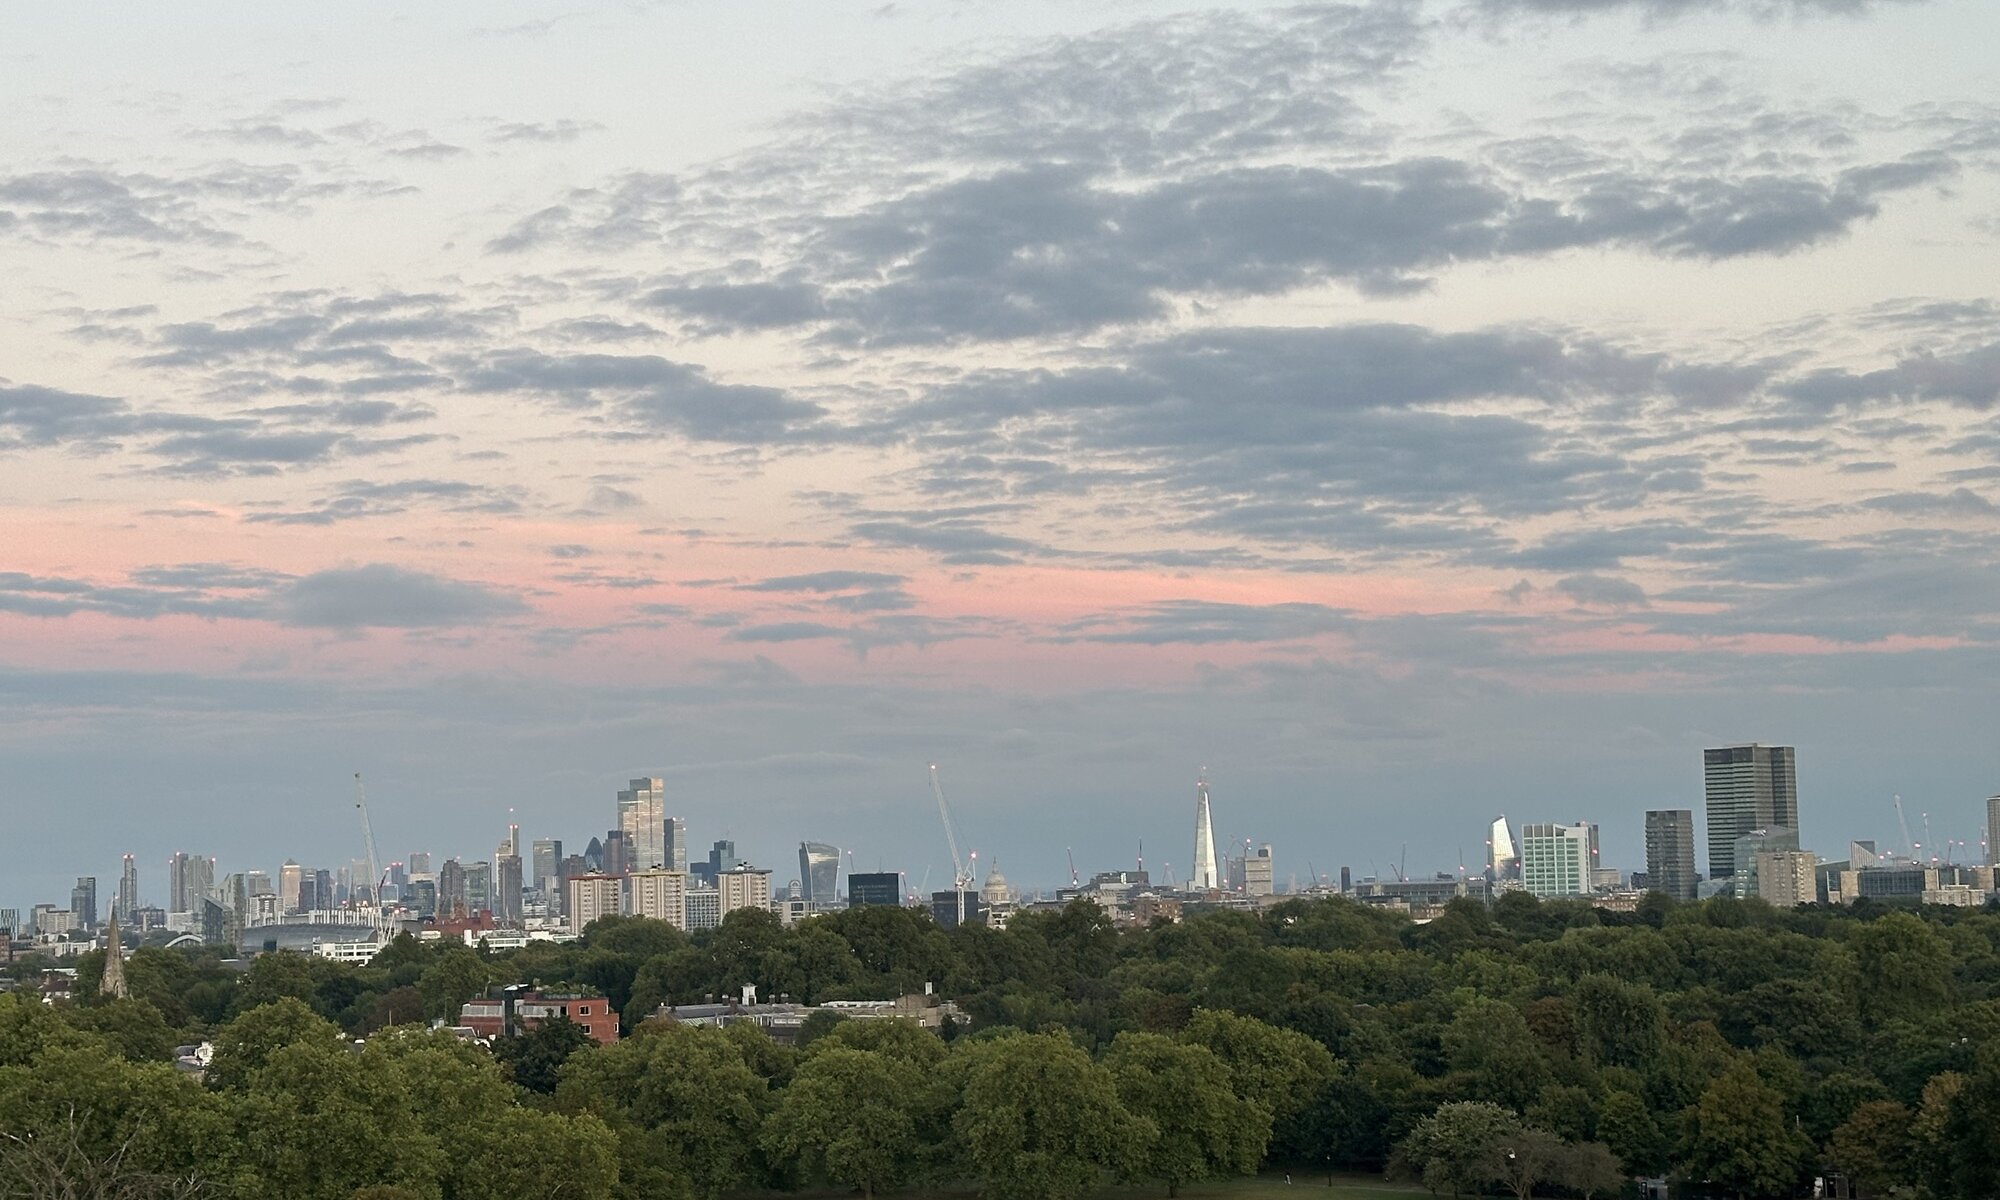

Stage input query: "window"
[{"left": 578, "top": 1005, "right": 590, "bottom": 1014}]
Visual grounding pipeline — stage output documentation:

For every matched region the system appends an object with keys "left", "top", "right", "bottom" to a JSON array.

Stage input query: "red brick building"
[{"left": 458, "top": 988, "right": 619, "bottom": 1045}]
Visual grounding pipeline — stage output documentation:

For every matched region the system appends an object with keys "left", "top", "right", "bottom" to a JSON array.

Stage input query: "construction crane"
[
  {"left": 1066, "top": 847, "right": 1080, "bottom": 888},
  {"left": 1922, "top": 811, "right": 1936, "bottom": 865},
  {"left": 353, "top": 773, "right": 384, "bottom": 924},
  {"left": 1893, "top": 794, "right": 1917, "bottom": 860},
  {"left": 929, "top": 764, "right": 975, "bottom": 927}
]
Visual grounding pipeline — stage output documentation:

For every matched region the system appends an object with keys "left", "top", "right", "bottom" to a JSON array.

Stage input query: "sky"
[{"left": 4, "top": 0, "right": 1998, "bottom": 910}]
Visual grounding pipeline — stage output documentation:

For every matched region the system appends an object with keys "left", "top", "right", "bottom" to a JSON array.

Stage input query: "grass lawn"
[
  {"left": 1096, "top": 1172, "right": 1430, "bottom": 1200},
  {"left": 740, "top": 1172, "right": 1429, "bottom": 1200}
]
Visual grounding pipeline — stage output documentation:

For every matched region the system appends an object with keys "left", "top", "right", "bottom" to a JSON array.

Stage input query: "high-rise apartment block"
[
  {"left": 1644, "top": 810, "right": 1699, "bottom": 902},
  {"left": 617, "top": 779, "right": 666, "bottom": 870},
  {"left": 717, "top": 866, "right": 772, "bottom": 917},
  {"left": 1519, "top": 822, "right": 1594, "bottom": 897},
  {"left": 626, "top": 869, "right": 689, "bottom": 928},
  {"left": 1987, "top": 795, "right": 2000, "bottom": 868},
  {"left": 1244, "top": 844, "right": 1274, "bottom": 897},
  {"left": 1704, "top": 744, "right": 1797, "bottom": 880},
  {"left": 567, "top": 873, "right": 623, "bottom": 935},
  {"left": 1755, "top": 850, "right": 1817, "bottom": 908}
]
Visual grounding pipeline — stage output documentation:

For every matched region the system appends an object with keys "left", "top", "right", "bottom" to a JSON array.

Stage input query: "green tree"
[
  {"left": 233, "top": 1039, "right": 447, "bottom": 1200},
  {"left": 1595, "top": 1090, "right": 1667, "bottom": 1176},
  {"left": 1393, "top": 1101, "right": 1524, "bottom": 1198},
  {"left": 66, "top": 998, "right": 176, "bottom": 1063},
  {"left": 1678, "top": 1062, "right": 1809, "bottom": 1199},
  {"left": 1178, "top": 1007, "right": 1334, "bottom": 1154},
  {"left": 1558, "top": 1140, "right": 1626, "bottom": 1200},
  {"left": 204, "top": 997, "right": 344, "bottom": 1092},
  {"left": 1851, "top": 913, "right": 1952, "bottom": 1027},
  {"left": 1106, "top": 1032, "right": 1267, "bottom": 1197},
  {"left": 1441, "top": 998, "right": 1551, "bottom": 1111},
  {"left": 1476, "top": 1125, "right": 1566, "bottom": 1200},
  {"left": 1570, "top": 974, "right": 1666, "bottom": 1069},
  {"left": 762, "top": 1046, "right": 923, "bottom": 1198},
  {"left": 493, "top": 1013, "right": 596, "bottom": 1093},
  {"left": 455, "top": 1107, "right": 619, "bottom": 1200},
  {"left": 955, "top": 1031, "right": 1149, "bottom": 1200},
  {"left": 417, "top": 947, "right": 491, "bottom": 1023},
  {"left": 1828, "top": 1099, "right": 1913, "bottom": 1196},
  {"left": 556, "top": 1021, "right": 767, "bottom": 1200},
  {"left": 1939, "top": 1048, "right": 2000, "bottom": 1199}
]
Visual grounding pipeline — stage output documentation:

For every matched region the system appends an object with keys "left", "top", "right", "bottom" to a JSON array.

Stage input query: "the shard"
[{"left": 1191, "top": 772, "right": 1219, "bottom": 890}]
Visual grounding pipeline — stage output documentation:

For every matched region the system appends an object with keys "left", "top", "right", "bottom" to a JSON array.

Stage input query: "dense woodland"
[{"left": 4, "top": 894, "right": 2000, "bottom": 1200}]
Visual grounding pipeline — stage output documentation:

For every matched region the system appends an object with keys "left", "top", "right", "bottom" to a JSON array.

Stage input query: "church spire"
[{"left": 100, "top": 913, "right": 129, "bottom": 1000}]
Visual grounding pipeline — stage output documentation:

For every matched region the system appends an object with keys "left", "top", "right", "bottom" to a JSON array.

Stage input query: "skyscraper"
[
  {"left": 70, "top": 877, "right": 98, "bottom": 929},
  {"left": 1704, "top": 744, "right": 1798, "bottom": 880},
  {"left": 167, "top": 852, "right": 212, "bottom": 915},
  {"left": 531, "top": 839, "right": 562, "bottom": 892},
  {"left": 408, "top": 851, "right": 432, "bottom": 875},
  {"left": 1644, "top": 809, "right": 1698, "bottom": 902},
  {"left": 279, "top": 860, "right": 303, "bottom": 913},
  {"left": 114, "top": 854, "right": 139, "bottom": 923},
  {"left": 666, "top": 815, "right": 688, "bottom": 873},
  {"left": 438, "top": 858, "right": 468, "bottom": 916},
  {"left": 617, "top": 778, "right": 666, "bottom": 870},
  {"left": 848, "top": 872, "right": 901, "bottom": 907},
  {"left": 799, "top": 842, "right": 840, "bottom": 903},
  {"left": 1487, "top": 816, "right": 1518, "bottom": 881},
  {"left": 1191, "top": 773, "right": 1219, "bottom": 891},
  {"left": 494, "top": 854, "right": 524, "bottom": 924},
  {"left": 1518, "top": 823, "right": 1594, "bottom": 897},
  {"left": 1987, "top": 795, "right": 2000, "bottom": 868},
  {"left": 465, "top": 862, "right": 493, "bottom": 914}
]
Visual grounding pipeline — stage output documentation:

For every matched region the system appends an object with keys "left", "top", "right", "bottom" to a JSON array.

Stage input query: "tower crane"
[
  {"left": 929, "top": 764, "right": 975, "bottom": 927},
  {"left": 354, "top": 773, "right": 384, "bottom": 926},
  {"left": 1066, "top": 848, "right": 1080, "bottom": 887},
  {"left": 1893, "top": 794, "right": 1917, "bottom": 860}
]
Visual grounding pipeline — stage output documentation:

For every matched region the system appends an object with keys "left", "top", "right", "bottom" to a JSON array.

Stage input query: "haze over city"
[{"left": 6, "top": 0, "right": 2000, "bottom": 909}]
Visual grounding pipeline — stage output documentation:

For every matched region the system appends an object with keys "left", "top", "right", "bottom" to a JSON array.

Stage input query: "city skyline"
[
  {"left": 13, "top": 745, "right": 1996, "bottom": 918},
  {"left": 5, "top": 1, "right": 2000, "bottom": 907}
]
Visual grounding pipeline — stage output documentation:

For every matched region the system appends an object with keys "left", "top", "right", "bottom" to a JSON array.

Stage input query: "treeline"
[{"left": 5, "top": 892, "right": 2000, "bottom": 1199}]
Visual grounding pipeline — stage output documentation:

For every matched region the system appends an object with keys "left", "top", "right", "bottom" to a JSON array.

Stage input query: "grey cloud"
[
  {"left": 740, "top": 571, "right": 907, "bottom": 593},
  {"left": 727, "top": 614, "right": 991, "bottom": 654},
  {"left": 1778, "top": 341, "right": 2000, "bottom": 411},
  {"left": 1054, "top": 600, "right": 1353, "bottom": 645},
  {"left": 459, "top": 349, "right": 828, "bottom": 443},
  {"left": 0, "top": 383, "right": 131, "bottom": 448},
  {"left": 1477, "top": 0, "right": 1924, "bottom": 15},
  {"left": 275, "top": 564, "right": 528, "bottom": 629},
  {"left": 893, "top": 325, "right": 1725, "bottom": 558},
  {"left": 1555, "top": 573, "right": 1651, "bottom": 608},
  {"left": 492, "top": 119, "right": 604, "bottom": 144},
  {"left": 242, "top": 479, "right": 526, "bottom": 525},
  {"left": 847, "top": 520, "right": 1037, "bottom": 566},
  {"left": 624, "top": 146, "right": 1946, "bottom": 346},
  {"left": 0, "top": 163, "right": 389, "bottom": 245}
]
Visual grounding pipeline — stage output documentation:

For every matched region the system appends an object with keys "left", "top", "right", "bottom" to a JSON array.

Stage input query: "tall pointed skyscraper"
[
  {"left": 1191, "top": 771, "right": 1219, "bottom": 890},
  {"left": 1487, "top": 816, "right": 1518, "bottom": 881}
]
